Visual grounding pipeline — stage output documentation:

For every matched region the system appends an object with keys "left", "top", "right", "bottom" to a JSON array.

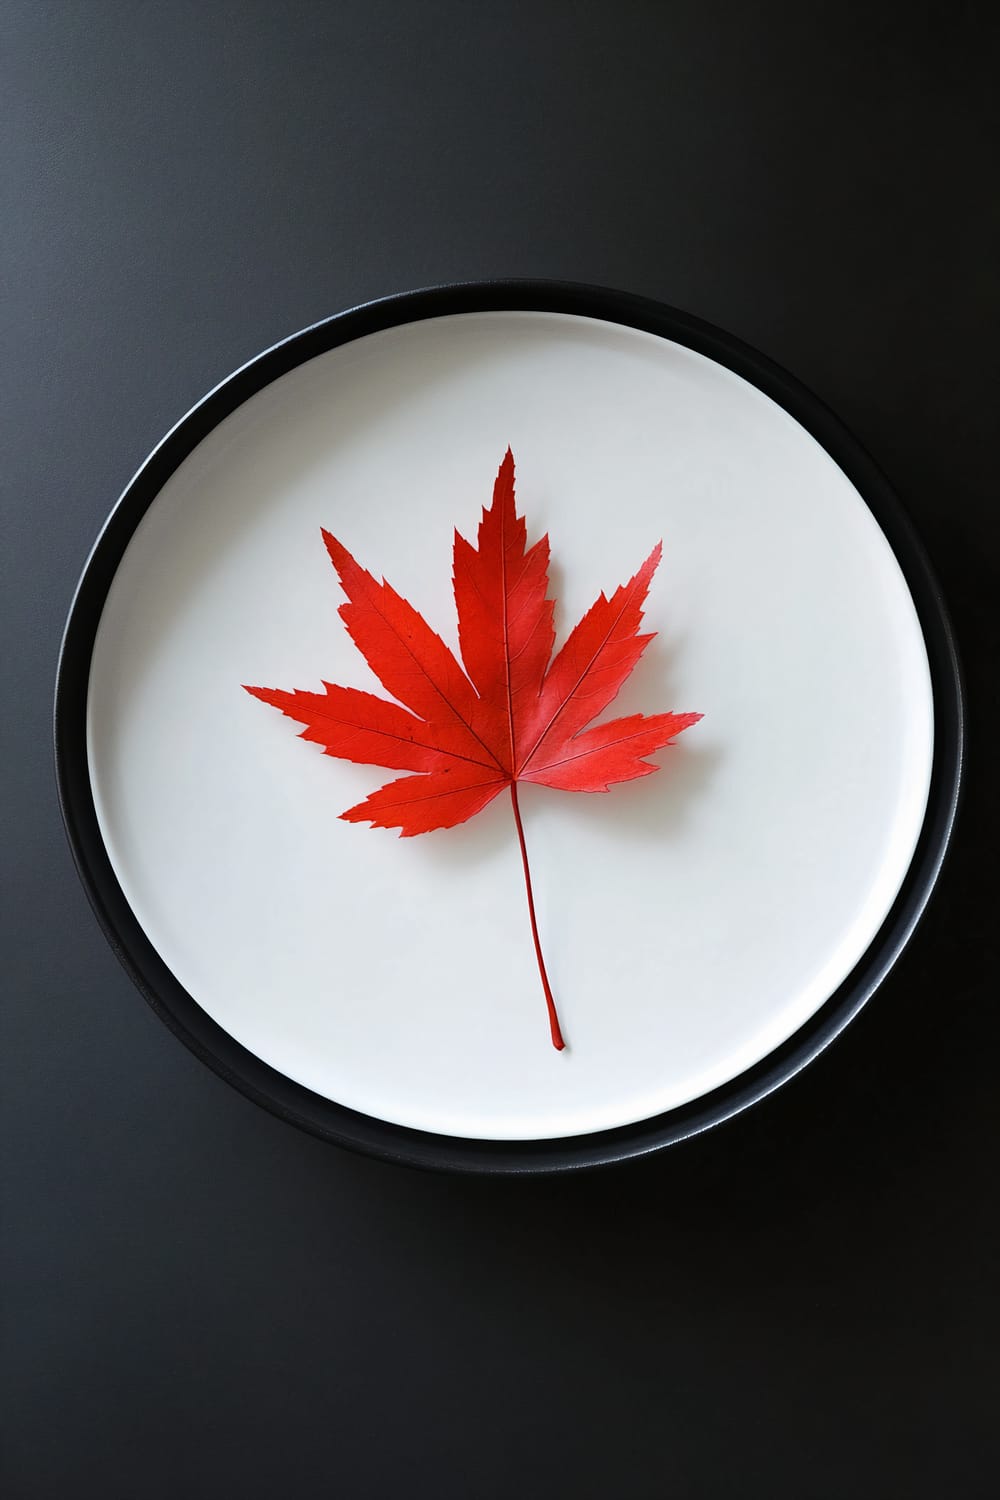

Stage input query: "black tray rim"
[{"left": 53, "top": 278, "right": 965, "bottom": 1175}]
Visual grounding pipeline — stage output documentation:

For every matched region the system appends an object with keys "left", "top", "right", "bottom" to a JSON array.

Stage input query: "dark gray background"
[{"left": 3, "top": 3, "right": 998, "bottom": 1495}]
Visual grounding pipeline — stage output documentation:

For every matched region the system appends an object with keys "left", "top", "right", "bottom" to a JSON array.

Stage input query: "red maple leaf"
[{"left": 245, "top": 449, "right": 701, "bottom": 1049}]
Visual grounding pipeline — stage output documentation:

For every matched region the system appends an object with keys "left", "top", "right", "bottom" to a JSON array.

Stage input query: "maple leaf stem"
[{"left": 509, "top": 781, "right": 566, "bottom": 1052}]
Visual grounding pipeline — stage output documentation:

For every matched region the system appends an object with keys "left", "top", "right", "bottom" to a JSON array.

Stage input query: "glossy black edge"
[{"left": 54, "top": 279, "right": 965, "bottom": 1176}]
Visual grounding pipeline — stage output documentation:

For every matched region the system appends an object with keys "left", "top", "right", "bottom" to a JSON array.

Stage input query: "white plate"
[{"left": 57, "top": 286, "right": 961, "bottom": 1168}]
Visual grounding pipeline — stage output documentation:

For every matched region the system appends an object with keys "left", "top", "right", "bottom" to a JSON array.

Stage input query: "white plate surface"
[{"left": 87, "top": 311, "right": 934, "bottom": 1139}]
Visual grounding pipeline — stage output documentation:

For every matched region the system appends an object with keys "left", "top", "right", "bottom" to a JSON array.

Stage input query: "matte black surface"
[
  {"left": 4, "top": 1, "right": 998, "bottom": 1493},
  {"left": 54, "top": 281, "right": 964, "bottom": 1174}
]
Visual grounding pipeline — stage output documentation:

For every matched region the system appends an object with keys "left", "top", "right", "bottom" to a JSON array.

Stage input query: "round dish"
[{"left": 55, "top": 282, "right": 963, "bottom": 1172}]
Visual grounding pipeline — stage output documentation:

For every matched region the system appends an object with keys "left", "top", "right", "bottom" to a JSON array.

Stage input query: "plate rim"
[{"left": 53, "top": 279, "right": 965, "bottom": 1175}]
